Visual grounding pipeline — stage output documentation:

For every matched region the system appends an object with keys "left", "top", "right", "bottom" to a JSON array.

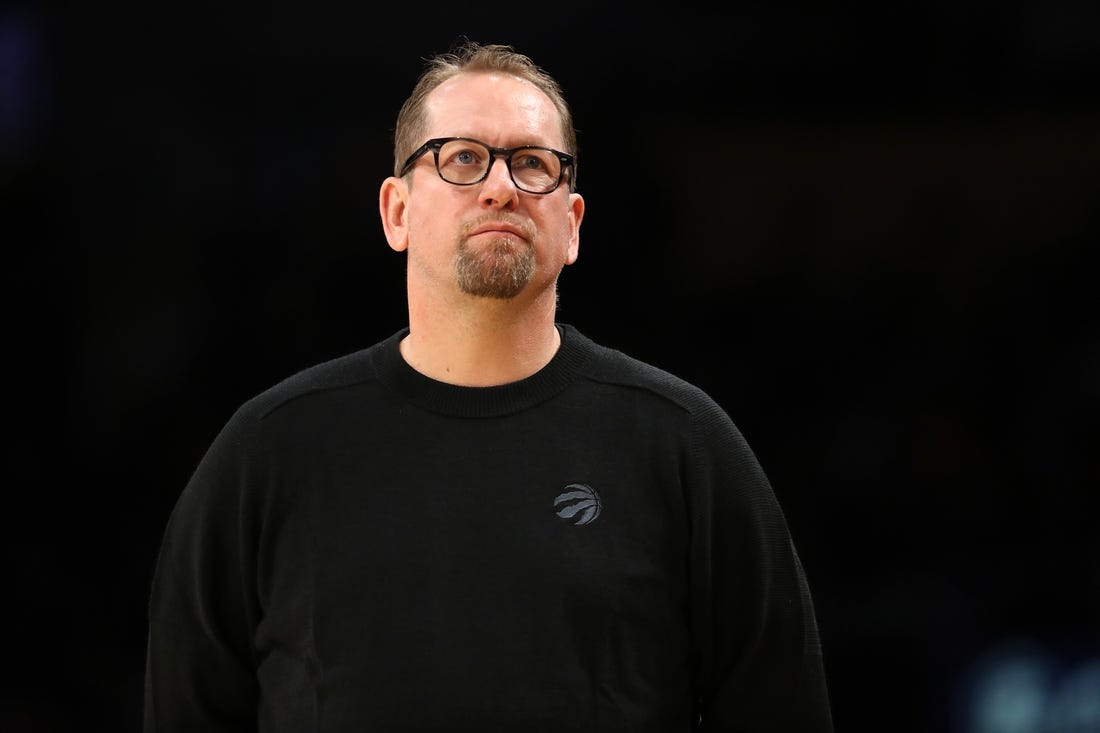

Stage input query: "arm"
[
  {"left": 688, "top": 404, "right": 833, "bottom": 732},
  {"left": 144, "top": 413, "right": 262, "bottom": 732}
]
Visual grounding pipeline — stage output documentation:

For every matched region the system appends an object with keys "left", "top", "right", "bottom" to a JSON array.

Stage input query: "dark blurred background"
[{"left": 4, "top": 2, "right": 1099, "bottom": 731}]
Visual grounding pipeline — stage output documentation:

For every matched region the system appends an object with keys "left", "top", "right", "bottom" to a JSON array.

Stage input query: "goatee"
[{"left": 455, "top": 236, "right": 535, "bottom": 299}]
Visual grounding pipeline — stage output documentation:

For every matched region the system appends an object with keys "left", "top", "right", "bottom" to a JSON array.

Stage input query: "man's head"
[{"left": 379, "top": 41, "right": 585, "bottom": 304}]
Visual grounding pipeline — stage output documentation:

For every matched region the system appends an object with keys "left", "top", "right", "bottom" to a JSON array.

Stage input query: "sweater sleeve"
[
  {"left": 688, "top": 402, "right": 834, "bottom": 732},
  {"left": 144, "top": 409, "right": 263, "bottom": 732}
]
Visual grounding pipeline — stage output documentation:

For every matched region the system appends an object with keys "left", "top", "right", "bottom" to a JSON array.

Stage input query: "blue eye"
[{"left": 515, "top": 153, "right": 547, "bottom": 171}]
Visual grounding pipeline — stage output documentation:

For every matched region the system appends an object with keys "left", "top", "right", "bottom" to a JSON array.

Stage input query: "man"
[{"left": 144, "top": 41, "right": 834, "bottom": 731}]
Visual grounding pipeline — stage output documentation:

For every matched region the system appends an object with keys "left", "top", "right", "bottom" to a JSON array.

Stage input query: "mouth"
[
  {"left": 465, "top": 213, "right": 535, "bottom": 242},
  {"left": 469, "top": 223, "right": 527, "bottom": 239}
]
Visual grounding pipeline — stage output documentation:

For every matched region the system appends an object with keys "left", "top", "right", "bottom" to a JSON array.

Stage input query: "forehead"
[{"left": 424, "top": 71, "right": 562, "bottom": 146}]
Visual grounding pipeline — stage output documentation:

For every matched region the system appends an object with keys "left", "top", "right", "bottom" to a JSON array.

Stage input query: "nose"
[{"left": 478, "top": 154, "right": 519, "bottom": 210}]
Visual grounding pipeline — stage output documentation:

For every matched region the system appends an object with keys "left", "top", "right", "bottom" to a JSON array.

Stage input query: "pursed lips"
[{"left": 469, "top": 223, "right": 527, "bottom": 240}]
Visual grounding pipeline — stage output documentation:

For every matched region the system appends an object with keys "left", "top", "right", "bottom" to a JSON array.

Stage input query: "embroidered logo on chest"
[{"left": 553, "top": 484, "right": 602, "bottom": 526}]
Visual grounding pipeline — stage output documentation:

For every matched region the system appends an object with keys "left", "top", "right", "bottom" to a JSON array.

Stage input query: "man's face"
[{"left": 396, "top": 71, "right": 583, "bottom": 302}]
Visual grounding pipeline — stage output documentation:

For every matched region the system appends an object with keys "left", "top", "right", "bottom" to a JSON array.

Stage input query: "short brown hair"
[{"left": 392, "top": 40, "right": 578, "bottom": 190}]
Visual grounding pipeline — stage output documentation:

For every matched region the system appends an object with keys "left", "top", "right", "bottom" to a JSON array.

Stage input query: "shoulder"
[
  {"left": 227, "top": 329, "right": 404, "bottom": 429},
  {"left": 563, "top": 324, "right": 731, "bottom": 425},
  {"left": 564, "top": 326, "right": 765, "bottom": 483}
]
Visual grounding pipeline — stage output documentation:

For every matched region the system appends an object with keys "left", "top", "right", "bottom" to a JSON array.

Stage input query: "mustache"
[{"left": 459, "top": 214, "right": 537, "bottom": 241}]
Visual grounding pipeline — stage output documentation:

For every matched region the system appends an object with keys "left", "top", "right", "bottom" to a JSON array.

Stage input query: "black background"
[{"left": 4, "top": 2, "right": 1099, "bottom": 731}]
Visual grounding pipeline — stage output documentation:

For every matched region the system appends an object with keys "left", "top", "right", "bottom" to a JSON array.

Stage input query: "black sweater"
[{"left": 144, "top": 324, "right": 833, "bottom": 732}]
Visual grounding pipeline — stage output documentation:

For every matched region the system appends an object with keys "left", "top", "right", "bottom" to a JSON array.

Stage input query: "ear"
[
  {"left": 379, "top": 176, "right": 410, "bottom": 252},
  {"left": 564, "top": 192, "right": 585, "bottom": 265}
]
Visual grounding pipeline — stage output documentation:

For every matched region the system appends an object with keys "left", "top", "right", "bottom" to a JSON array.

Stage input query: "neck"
[{"left": 401, "top": 286, "right": 562, "bottom": 387}]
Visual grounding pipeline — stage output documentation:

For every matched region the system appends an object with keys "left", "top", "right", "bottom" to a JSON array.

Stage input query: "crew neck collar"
[{"left": 372, "top": 323, "right": 591, "bottom": 418}]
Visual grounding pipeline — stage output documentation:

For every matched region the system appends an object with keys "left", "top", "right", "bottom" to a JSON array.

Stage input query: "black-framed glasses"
[{"left": 399, "top": 137, "right": 575, "bottom": 194}]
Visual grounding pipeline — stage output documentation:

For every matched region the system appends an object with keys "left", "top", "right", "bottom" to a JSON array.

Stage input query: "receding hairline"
[{"left": 421, "top": 71, "right": 567, "bottom": 142}]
